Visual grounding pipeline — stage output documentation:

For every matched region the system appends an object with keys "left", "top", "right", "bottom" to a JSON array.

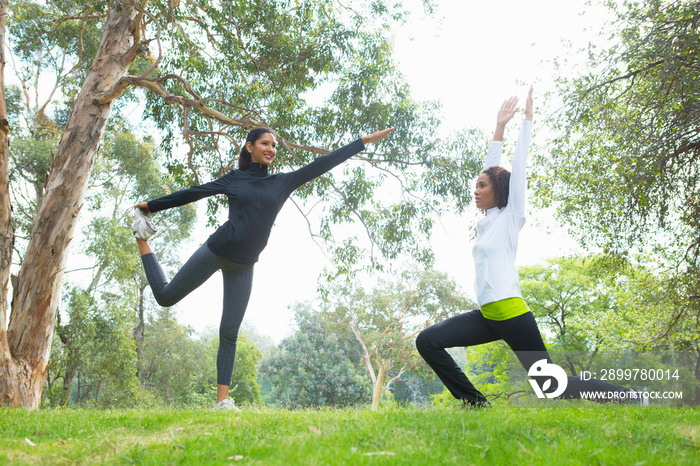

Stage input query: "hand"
[
  {"left": 496, "top": 96, "right": 519, "bottom": 127},
  {"left": 134, "top": 202, "right": 151, "bottom": 214},
  {"left": 524, "top": 85, "right": 534, "bottom": 121},
  {"left": 361, "top": 127, "right": 395, "bottom": 145}
]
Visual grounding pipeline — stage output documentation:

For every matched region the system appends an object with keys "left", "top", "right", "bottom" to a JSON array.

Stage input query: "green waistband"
[{"left": 481, "top": 297, "right": 530, "bottom": 321}]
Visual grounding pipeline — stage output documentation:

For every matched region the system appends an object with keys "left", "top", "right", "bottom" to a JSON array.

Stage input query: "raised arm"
[
  {"left": 508, "top": 86, "right": 534, "bottom": 216},
  {"left": 493, "top": 96, "right": 519, "bottom": 142},
  {"left": 484, "top": 96, "right": 519, "bottom": 170}
]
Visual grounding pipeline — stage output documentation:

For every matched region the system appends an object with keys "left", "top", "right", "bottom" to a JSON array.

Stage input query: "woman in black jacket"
[{"left": 133, "top": 127, "right": 394, "bottom": 410}]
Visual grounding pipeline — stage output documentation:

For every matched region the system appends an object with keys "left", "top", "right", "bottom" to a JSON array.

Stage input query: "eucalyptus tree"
[
  {"left": 259, "top": 305, "right": 371, "bottom": 408},
  {"left": 46, "top": 125, "right": 196, "bottom": 406},
  {"left": 534, "top": 0, "right": 700, "bottom": 353},
  {"left": 1, "top": 0, "right": 482, "bottom": 408},
  {"left": 324, "top": 267, "right": 474, "bottom": 409}
]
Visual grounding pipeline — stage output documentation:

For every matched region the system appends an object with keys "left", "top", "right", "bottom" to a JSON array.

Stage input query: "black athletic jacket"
[{"left": 147, "top": 139, "right": 365, "bottom": 264}]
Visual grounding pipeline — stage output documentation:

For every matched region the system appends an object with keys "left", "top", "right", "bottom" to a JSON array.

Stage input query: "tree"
[
  {"left": 1, "top": 0, "right": 482, "bottom": 408},
  {"left": 0, "top": 1, "right": 13, "bottom": 407},
  {"left": 45, "top": 287, "right": 140, "bottom": 408},
  {"left": 535, "top": 0, "right": 700, "bottom": 361},
  {"left": 138, "top": 309, "right": 263, "bottom": 406},
  {"left": 1, "top": 0, "right": 148, "bottom": 408},
  {"left": 259, "top": 304, "right": 371, "bottom": 408},
  {"left": 519, "top": 256, "right": 617, "bottom": 373},
  {"left": 540, "top": 0, "right": 700, "bottom": 253},
  {"left": 520, "top": 255, "right": 699, "bottom": 404},
  {"left": 324, "top": 267, "right": 474, "bottom": 409}
]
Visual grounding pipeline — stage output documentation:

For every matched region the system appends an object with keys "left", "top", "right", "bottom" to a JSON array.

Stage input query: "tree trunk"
[
  {"left": 370, "top": 362, "right": 386, "bottom": 410},
  {"left": 0, "top": 0, "right": 16, "bottom": 406},
  {"left": 0, "top": 0, "right": 11, "bottom": 328},
  {"left": 0, "top": 1, "right": 142, "bottom": 408},
  {"left": 133, "top": 285, "right": 147, "bottom": 378}
]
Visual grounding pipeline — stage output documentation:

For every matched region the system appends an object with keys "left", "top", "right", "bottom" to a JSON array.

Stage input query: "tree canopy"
[
  {"left": 534, "top": 0, "right": 700, "bottom": 365},
  {"left": 537, "top": 0, "right": 699, "bottom": 272},
  {"left": 1, "top": 0, "right": 481, "bottom": 408},
  {"left": 260, "top": 305, "right": 371, "bottom": 408}
]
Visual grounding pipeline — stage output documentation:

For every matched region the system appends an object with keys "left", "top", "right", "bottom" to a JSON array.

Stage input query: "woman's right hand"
[
  {"left": 361, "top": 127, "right": 395, "bottom": 145},
  {"left": 134, "top": 202, "right": 151, "bottom": 214},
  {"left": 493, "top": 96, "right": 519, "bottom": 141},
  {"left": 496, "top": 96, "right": 519, "bottom": 127}
]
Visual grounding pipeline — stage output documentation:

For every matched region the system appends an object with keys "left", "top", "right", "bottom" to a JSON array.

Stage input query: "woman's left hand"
[
  {"left": 134, "top": 202, "right": 151, "bottom": 214},
  {"left": 361, "top": 128, "right": 395, "bottom": 145}
]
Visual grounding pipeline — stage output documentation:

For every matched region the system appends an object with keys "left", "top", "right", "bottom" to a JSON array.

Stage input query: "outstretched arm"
[
  {"left": 139, "top": 176, "right": 229, "bottom": 214},
  {"left": 285, "top": 128, "right": 395, "bottom": 190}
]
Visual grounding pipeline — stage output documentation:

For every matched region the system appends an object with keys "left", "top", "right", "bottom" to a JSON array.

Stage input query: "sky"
[{"left": 156, "top": 0, "right": 613, "bottom": 343}]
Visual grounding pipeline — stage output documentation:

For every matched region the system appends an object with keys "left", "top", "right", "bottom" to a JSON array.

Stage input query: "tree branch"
[
  {"left": 581, "top": 60, "right": 665, "bottom": 98},
  {"left": 349, "top": 319, "right": 376, "bottom": 385}
]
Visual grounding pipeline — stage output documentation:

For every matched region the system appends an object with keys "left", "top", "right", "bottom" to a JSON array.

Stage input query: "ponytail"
[{"left": 238, "top": 145, "right": 252, "bottom": 171}]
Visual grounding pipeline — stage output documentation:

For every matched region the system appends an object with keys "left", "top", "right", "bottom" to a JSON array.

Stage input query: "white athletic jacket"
[{"left": 472, "top": 119, "right": 532, "bottom": 306}]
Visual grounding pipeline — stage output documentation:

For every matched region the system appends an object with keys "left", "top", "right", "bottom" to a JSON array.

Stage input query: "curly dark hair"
[{"left": 481, "top": 166, "right": 511, "bottom": 210}]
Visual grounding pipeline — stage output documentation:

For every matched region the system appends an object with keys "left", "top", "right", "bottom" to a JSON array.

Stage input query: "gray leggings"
[{"left": 141, "top": 243, "right": 254, "bottom": 386}]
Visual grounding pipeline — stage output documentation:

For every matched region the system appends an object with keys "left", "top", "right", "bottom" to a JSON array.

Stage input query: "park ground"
[{"left": 1, "top": 403, "right": 699, "bottom": 464}]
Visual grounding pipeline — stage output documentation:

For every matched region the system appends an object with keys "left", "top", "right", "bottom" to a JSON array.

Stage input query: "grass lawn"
[{"left": 1, "top": 403, "right": 699, "bottom": 465}]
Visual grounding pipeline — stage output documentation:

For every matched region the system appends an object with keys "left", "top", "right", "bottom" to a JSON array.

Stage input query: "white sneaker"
[
  {"left": 629, "top": 389, "right": 649, "bottom": 407},
  {"left": 213, "top": 398, "right": 240, "bottom": 411},
  {"left": 639, "top": 392, "right": 650, "bottom": 407},
  {"left": 132, "top": 208, "right": 157, "bottom": 240}
]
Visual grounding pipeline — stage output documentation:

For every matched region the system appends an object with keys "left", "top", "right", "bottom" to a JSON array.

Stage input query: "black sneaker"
[{"left": 463, "top": 398, "right": 491, "bottom": 409}]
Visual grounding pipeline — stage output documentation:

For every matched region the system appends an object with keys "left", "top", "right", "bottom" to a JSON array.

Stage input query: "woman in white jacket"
[{"left": 416, "top": 87, "right": 645, "bottom": 407}]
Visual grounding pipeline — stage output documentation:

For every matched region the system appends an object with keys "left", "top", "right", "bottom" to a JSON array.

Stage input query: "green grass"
[{"left": 1, "top": 404, "right": 699, "bottom": 465}]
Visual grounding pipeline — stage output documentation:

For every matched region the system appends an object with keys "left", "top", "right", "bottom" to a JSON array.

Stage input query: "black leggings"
[
  {"left": 416, "top": 310, "right": 631, "bottom": 405},
  {"left": 141, "top": 243, "right": 254, "bottom": 386}
]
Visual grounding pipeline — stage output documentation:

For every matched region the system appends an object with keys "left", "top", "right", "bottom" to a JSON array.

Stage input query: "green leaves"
[
  {"left": 542, "top": 0, "right": 700, "bottom": 259},
  {"left": 259, "top": 306, "right": 371, "bottom": 408},
  {"left": 124, "top": 0, "right": 479, "bottom": 273},
  {"left": 539, "top": 1, "right": 700, "bottom": 361}
]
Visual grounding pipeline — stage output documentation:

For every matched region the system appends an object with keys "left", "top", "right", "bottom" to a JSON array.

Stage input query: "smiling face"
[
  {"left": 247, "top": 132, "right": 277, "bottom": 165},
  {"left": 474, "top": 172, "right": 498, "bottom": 210}
]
